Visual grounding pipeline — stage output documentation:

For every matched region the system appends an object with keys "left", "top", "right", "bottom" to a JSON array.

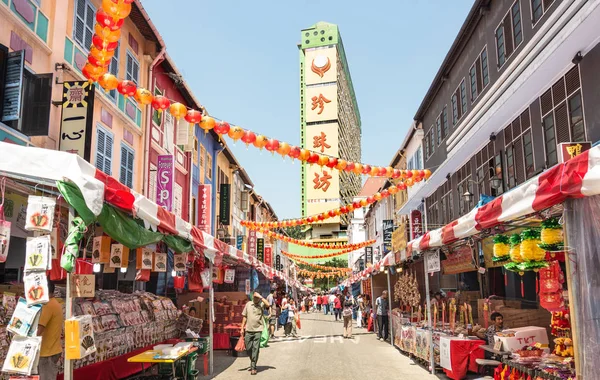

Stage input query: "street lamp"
[
  {"left": 463, "top": 190, "right": 474, "bottom": 203},
  {"left": 490, "top": 176, "right": 503, "bottom": 190}
]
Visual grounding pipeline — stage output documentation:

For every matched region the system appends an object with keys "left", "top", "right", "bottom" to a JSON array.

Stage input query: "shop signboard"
[
  {"left": 219, "top": 184, "right": 230, "bottom": 225},
  {"left": 236, "top": 235, "right": 243, "bottom": 250},
  {"left": 248, "top": 230, "right": 257, "bottom": 257},
  {"left": 59, "top": 81, "right": 95, "bottom": 160},
  {"left": 392, "top": 221, "right": 407, "bottom": 253},
  {"left": 426, "top": 250, "right": 441, "bottom": 274},
  {"left": 198, "top": 185, "right": 211, "bottom": 233},
  {"left": 257, "top": 238, "right": 264, "bottom": 262},
  {"left": 156, "top": 155, "right": 174, "bottom": 211},
  {"left": 439, "top": 336, "right": 455, "bottom": 370},
  {"left": 275, "top": 254, "right": 281, "bottom": 271},
  {"left": 441, "top": 245, "right": 477, "bottom": 275},
  {"left": 383, "top": 219, "right": 394, "bottom": 254},
  {"left": 224, "top": 268, "right": 235, "bottom": 284},
  {"left": 71, "top": 274, "right": 95, "bottom": 298},
  {"left": 365, "top": 246, "right": 373, "bottom": 264},
  {"left": 558, "top": 142, "right": 591, "bottom": 163},
  {"left": 264, "top": 244, "right": 273, "bottom": 267},
  {"left": 410, "top": 210, "right": 423, "bottom": 240}
]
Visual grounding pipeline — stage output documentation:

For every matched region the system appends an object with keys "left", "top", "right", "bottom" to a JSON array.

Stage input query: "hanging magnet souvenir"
[{"left": 24, "top": 196, "right": 56, "bottom": 232}]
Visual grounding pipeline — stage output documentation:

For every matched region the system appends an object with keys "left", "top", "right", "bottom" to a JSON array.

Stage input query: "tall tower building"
[{"left": 299, "top": 22, "right": 362, "bottom": 242}]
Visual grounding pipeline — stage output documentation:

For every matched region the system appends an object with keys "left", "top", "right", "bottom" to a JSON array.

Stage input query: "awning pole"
[
  {"left": 424, "top": 253, "right": 435, "bottom": 375},
  {"left": 386, "top": 270, "right": 393, "bottom": 346},
  {"left": 563, "top": 202, "right": 581, "bottom": 375},
  {"left": 209, "top": 260, "right": 214, "bottom": 375},
  {"left": 64, "top": 206, "right": 75, "bottom": 380}
]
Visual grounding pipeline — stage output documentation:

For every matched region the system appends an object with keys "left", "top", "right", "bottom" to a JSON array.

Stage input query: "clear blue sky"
[{"left": 142, "top": 0, "right": 473, "bottom": 220}]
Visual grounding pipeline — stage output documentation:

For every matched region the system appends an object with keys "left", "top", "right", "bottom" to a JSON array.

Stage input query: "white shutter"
[
  {"left": 174, "top": 183, "right": 183, "bottom": 218},
  {"left": 176, "top": 120, "right": 190, "bottom": 146},
  {"left": 163, "top": 111, "right": 174, "bottom": 151},
  {"left": 74, "top": 0, "right": 94, "bottom": 49},
  {"left": 96, "top": 127, "right": 113, "bottom": 175},
  {"left": 241, "top": 190, "right": 249, "bottom": 212},
  {"left": 108, "top": 43, "right": 120, "bottom": 99},
  {"left": 126, "top": 52, "right": 140, "bottom": 84},
  {"left": 120, "top": 145, "right": 134, "bottom": 188},
  {"left": 2, "top": 51, "right": 25, "bottom": 122},
  {"left": 149, "top": 163, "right": 157, "bottom": 202}
]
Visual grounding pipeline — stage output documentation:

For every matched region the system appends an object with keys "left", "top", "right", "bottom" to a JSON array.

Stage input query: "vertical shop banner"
[
  {"left": 198, "top": 185, "right": 212, "bottom": 233},
  {"left": 264, "top": 245, "right": 273, "bottom": 267},
  {"left": 224, "top": 268, "right": 235, "bottom": 284},
  {"left": 410, "top": 210, "right": 423, "bottom": 240},
  {"left": 219, "top": 184, "right": 230, "bottom": 225},
  {"left": 248, "top": 230, "right": 257, "bottom": 257},
  {"left": 256, "top": 238, "right": 264, "bottom": 262},
  {"left": 383, "top": 219, "right": 394, "bottom": 253},
  {"left": 59, "top": 81, "right": 95, "bottom": 160},
  {"left": 156, "top": 155, "right": 174, "bottom": 211},
  {"left": 275, "top": 254, "right": 281, "bottom": 271},
  {"left": 365, "top": 246, "right": 373, "bottom": 264},
  {"left": 236, "top": 235, "right": 243, "bottom": 250},
  {"left": 426, "top": 250, "right": 441, "bottom": 274}
]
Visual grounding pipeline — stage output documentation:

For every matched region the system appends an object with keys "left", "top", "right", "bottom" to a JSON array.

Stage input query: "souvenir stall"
[{"left": 401, "top": 145, "right": 600, "bottom": 380}]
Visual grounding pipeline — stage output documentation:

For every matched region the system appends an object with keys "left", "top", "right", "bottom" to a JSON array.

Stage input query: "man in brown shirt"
[{"left": 241, "top": 291, "right": 270, "bottom": 375}]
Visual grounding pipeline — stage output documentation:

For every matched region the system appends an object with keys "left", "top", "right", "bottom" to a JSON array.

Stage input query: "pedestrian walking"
[
  {"left": 267, "top": 290, "right": 277, "bottom": 339},
  {"left": 241, "top": 292, "right": 271, "bottom": 375},
  {"left": 328, "top": 293, "right": 336, "bottom": 318},
  {"left": 356, "top": 294, "right": 364, "bottom": 328},
  {"left": 333, "top": 294, "right": 342, "bottom": 321},
  {"left": 316, "top": 293, "right": 322, "bottom": 312},
  {"left": 284, "top": 299, "right": 298, "bottom": 337},
  {"left": 322, "top": 294, "right": 329, "bottom": 315},
  {"left": 375, "top": 290, "right": 389, "bottom": 341},
  {"left": 37, "top": 282, "right": 63, "bottom": 380},
  {"left": 342, "top": 293, "right": 354, "bottom": 338}
]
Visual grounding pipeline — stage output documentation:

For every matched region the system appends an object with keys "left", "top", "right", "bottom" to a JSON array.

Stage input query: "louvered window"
[
  {"left": 163, "top": 111, "right": 174, "bottom": 151},
  {"left": 481, "top": 48, "right": 489, "bottom": 87},
  {"left": 496, "top": 1, "right": 522, "bottom": 68},
  {"left": 430, "top": 127, "right": 435, "bottom": 155},
  {"left": 512, "top": 1, "right": 523, "bottom": 46},
  {"left": 442, "top": 106, "right": 448, "bottom": 139},
  {"left": 543, "top": 114, "right": 557, "bottom": 166},
  {"left": 460, "top": 80, "right": 467, "bottom": 115},
  {"left": 469, "top": 65, "right": 478, "bottom": 101},
  {"left": 496, "top": 25, "right": 506, "bottom": 67},
  {"left": 504, "top": 108, "right": 534, "bottom": 188},
  {"left": 451, "top": 94, "right": 459, "bottom": 125},
  {"left": 148, "top": 163, "right": 157, "bottom": 202},
  {"left": 568, "top": 93, "right": 585, "bottom": 142},
  {"left": 436, "top": 117, "right": 442, "bottom": 145},
  {"left": 96, "top": 126, "right": 113, "bottom": 175},
  {"left": 425, "top": 130, "right": 430, "bottom": 159},
  {"left": 119, "top": 144, "right": 134, "bottom": 188},
  {"left": 126, "top": 51, "right": 139, "bottom": 85},
  {"left": 74, "top": 0, "right": 94, "bottom": 51},
  {"left": 505, "top": 144, "right": 516, "bottom": 189}
]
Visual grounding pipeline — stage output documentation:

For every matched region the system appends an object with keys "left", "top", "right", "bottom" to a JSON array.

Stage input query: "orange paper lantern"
[
  {"left": 228, "top": 126, "right": 244, "bottom": 141},
  {"left": 200, "top": 117, "right": 217, "bottom": 134},
  {"left": 353, "top": 163, "right": 364, "bottom": 175},
  {"left": 98, "top": 73, "right": 119, "bottom": 91},
  {"left": 299, "top": 149, "right": 311, "bottom": 161},
  {"left": 336, "top": 159, "right": 347, "bottom": 171},
  {"left": 253, "top": 135, "right": 267, "bottom": 149},
  {"left": 169, "top": 102, "right": 187, "bottom": 119},
  {"left": 134, "top": 88, "right": 153, "bottom": 105},
  {"left": 424, "top": 169, "right": 432, "bottom": 179},
  {"left": 94, "top": 24, "right": 121, "bottom": 43},
  {"left": 277, "top": 142, "right": 291, "bottom": 157},
  {"left": 102, "top": 0, "right": 132, "bottom": 20},
  {"left": 318, "top": 155, "right": 329, "bottom": 167}
]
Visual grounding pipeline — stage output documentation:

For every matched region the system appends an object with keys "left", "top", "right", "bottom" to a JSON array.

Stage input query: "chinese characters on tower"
[
  {"left": 313, "top": 171, "right": 332, "bottom": 192},
  {"left": 313, "top": 131, "right": 331, "bottom": 153},
  {"left": 311, "top": 94, "right": 331, "bottom": 115}
]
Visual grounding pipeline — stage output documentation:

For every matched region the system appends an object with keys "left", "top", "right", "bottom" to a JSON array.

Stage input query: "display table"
[
  {"left": 57, "top": 339, "right": 180, "bottom": 380},
  {"left": 440, "top": 338, "right": 485, "bottom": 380},
  {"left": 128, "top": 346, "right": 198, "bottom": 380}
]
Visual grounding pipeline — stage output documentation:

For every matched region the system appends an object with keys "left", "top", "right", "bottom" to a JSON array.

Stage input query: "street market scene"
[{"left": 0, "top": 0, "right": 599, "bottom": 379}]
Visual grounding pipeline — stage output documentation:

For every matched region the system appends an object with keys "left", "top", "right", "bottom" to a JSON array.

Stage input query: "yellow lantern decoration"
[
  {"left": 169, "top": 102, "right": 187, "bottom": 119},
  {"left": 134, "top": 88, "right": 153, "bottom": 105},
  {"left": 277, "top": 142, "right": 291, "bottom": 157},
  {"left": 504, "top": 234, "right": 523, "bottom": 272},
  {"left": 199, "top": 116, "right": 216, "bottom": 134},
  {"left": 539, "top": 217, "right": 563, "bottom": 251},
  {"left": 228, "top": 126, "right": 244, "bottom": 142},
  {"left": 98, "top": 73, "right": 119, "bottom": 91},
  {"left": 94, "top": 24, "right": 121, "bottom": 43},
  {"left": 518, "top": 229, "right": 548, "bottom": 271},
  {"left": 102, "top": 0, "right": 132, "bottom": 21},
  {"left": 492, "top": 235, "right": 510, "bottom": 262}
]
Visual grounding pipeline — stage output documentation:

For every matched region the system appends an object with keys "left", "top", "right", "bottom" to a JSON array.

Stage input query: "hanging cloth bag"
[{"left": 0, "top": 178, "right": 11, "bottom": 263}]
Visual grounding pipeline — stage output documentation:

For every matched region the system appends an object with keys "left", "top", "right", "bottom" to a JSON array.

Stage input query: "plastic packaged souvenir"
[
  {"left": 2, "top": 336, "right": 41, "bottom": 375},
  {"left": 0, "top": 204, "right": 10, "bottom": 263},
  {"left": 153, "top": 252, "right": 167, "bottom": 272},
  {"left": 24, "top": 196, "right": 56, "bottom": 232},
  {"left": 65, "top": 315, "right": 96, "bottom": 359},
  {"left": 23, "top": 272, "right": 49, "bottom": 306},
  {"left": 7, "top": 298, "right": 42, "bottom": 337},
  {"left": 25, "top": 235, "right": 52, "bottom": 272}
]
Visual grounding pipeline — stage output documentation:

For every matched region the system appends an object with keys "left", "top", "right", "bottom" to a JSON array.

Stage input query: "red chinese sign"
[
  {"left": 198, "top": 185, "right": 212, "bottom": 233},
  {"left": 264, "top": 244, "right": 273, "bottom": 267},
  {"left": 311, "top": 94, "right": 331, "bottom": 115},
  {"left": 313, "top": 171, "right": 332, "bottom": 192},
  {"left": 441, "top": 245, "right": 477, "bottom": 275},
  {"left": 247, "top": 230, "right": 257, "bottom": 257},
  {"left": 313, "top": 131, "right": 331, "bottom": 153},
  {"left": 558, "top": 142, "right": 591, "bottom": 163},
  {"left": 410, "top": 210, "right": 423, "bottom": 240}
]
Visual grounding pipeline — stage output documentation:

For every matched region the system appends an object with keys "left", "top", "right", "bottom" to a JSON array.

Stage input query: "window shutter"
[
  {"left": 511, "top": 116, "right": 521, "bottom": 138},
  {"left": 127, "top": 149, "right": 134, "bottom": 188},
  {"left": 540, "top": 89, "right": 553, "bottom": 116},
  {"left": 503, "top": 16, "right": 514, "bottom": 57},
  {"left": 543, "top": 0, "right": 555, "bottom": 10},
  {"left": 552, "top": 78, "right": 566, "bottom": 105},
  {"left": 96, "top": 129, "right": 106, "bottom": 173},
  {"left": 554, "top": 103, "right": 570, "bottom": 143},
  {"left": 126, "top": 54, "right": 133, "bottom": 80},
  {"left": 22, "top": 73, "right": 52, "bottom": 136},
  {"left": 163, "top": 111, "right": 174, "bottom": 150},
  {"left": 75, "top": 0, "right": 85, "bottom": 47},
  {"left": 520, "top": 108, "right": 530, "bottom": 130},
  {"left": 564, "top": 66, "right": 580, "bottom": 96},
  {"left": 85, "top": 3, "right": 94, "bottom": 48},
  {"left": 475, "top": 57, "right": 482, "bottom": 93},
  {"left": 504, "top": 124, "right": 512, "bottom": 144},
  {"left": 514, "top": 138, "right": 524, "bottom": 185},
  {"left": 2, "top": 51, "right": 25, "bottom": 122},
  {"left": 120, "top": 146, "right": 128, "bottom": 185}
]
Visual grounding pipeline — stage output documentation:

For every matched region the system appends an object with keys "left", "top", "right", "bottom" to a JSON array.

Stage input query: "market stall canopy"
[
  {"left": 340, "top": 251, "right": 396, "bottom": 287},
  {"left": 406, "top": 144, "right": 600, "bottom": 254},
  {"left": 0, "top": 142, "right": 303, "bottom": 290}
]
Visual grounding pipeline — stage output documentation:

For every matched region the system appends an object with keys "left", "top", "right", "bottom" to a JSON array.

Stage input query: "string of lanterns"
[
  {"left": 292, "top": 257, "right": 352, "bottom": 272},
  {"left": 298, "top": 269, "right": 346, "bottom": 279},
  {"left": 260, "top": 228, "right": 375, "bottom": 250},
  {"left": 281, "top": 245, "right": 365, "bottom": 260},
  {"left": 83, "top": 3, "right": 432, "bottom": 185},
  {"left": 241, "top": 183, "right": 409, "bottom": 229}
]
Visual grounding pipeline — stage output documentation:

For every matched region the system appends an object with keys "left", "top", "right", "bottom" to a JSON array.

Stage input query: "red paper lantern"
[
  {"left": 87, "top": 55, "right": 111, "bottom": 68},
  {"left": 184, "top": 109, "right": 202, "bottom": 124},
  {"left": 307, "top": 216, "right": 315, "bottom": 223},
  {"left": 366, "top": 196, "right": 375, "bottom": 204},
  {"left": 317, "top": 214, "right": 325, "bottom": 221},
  {"left": 405, "top": 170, "right": 413, "bottom": 178},
  {"left": 353, "top": 201, "right": 361, "bottom": 209},
  {"left": 265, "top": 138, "right": 280, "bottom": 153},
  {"left": 241, "top": 130, "right": 257, "bottom": 146},
  {"left": 213, "top": 121, "right": 230, "bottom": 135},
  {"left": 151, "top": 95, "right": 170, "bottom": 112},
  {"left": 345, "top": 162, "right": 355, "bottom": 172},
  {"left": 362, "top": 165, "right": 372, "bottom": 175},
  {"left": 392, "top": 169, "right": 402, "bottom": 179},
  {"left": 325, "top": 157, "right": 338, "bottom": 169},
  {"left": 381, "top": 189, "right": 390, "bottom": 198},
  {"left": 96, "top": 9, "right": 124, "bottom": 31},
  {"left": 288, "top": 146, "right": 301, "bottom": 160},
  {"left": 328, "top": 210, "right": 336, "bottom": 218},
  {"left": 340, "top": 206, "right": 348, "bottom": 214},
  {"left": 117, "top": 80, "right": 136, "bottom": 97},
  {"left": 92, "top": 35, "right": 118, "bottom": 51},
  {"left": 307, "top": 152, "right": 320, "bottom": 165},
  {"left": 414, "top": 175, "right": 423, "bottom": 183},
  {"left": 378, "top": 167, "right": 388, "bottom": 177}
]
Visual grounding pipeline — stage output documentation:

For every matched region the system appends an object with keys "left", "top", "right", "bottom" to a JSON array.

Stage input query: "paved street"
[{"left": 206, "top": 312, "right": 439, "bottom": 380}]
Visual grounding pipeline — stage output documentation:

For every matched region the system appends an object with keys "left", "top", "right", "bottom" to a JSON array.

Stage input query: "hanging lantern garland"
[
  {"left": 243, "top": 185, "right": 404, "bottom": 229},
  {"left": 281, "top": 245, "right": 363, "bottom": 260},
  {"left": 257, "top": 229, "right": 375, "bottom": 250},
  {"left": 291, "top": 257, "right": 352, "bottom": 272},
  {"left": 539, "top": 217, "right": 564, "bottom": 251},
  {"left": 298, "top": 269, "right": 346, "bottom": 279},
  {"left": 492, "top": 234, "right": 510, "bottom": 263}
]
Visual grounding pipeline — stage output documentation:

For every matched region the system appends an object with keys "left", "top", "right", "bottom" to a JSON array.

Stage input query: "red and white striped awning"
[
  {"left": 406, "top": 144, "right": 600, "bottom": 254},
  {"left": 0, "top": 142, "right": 302, "bottom": 289}
]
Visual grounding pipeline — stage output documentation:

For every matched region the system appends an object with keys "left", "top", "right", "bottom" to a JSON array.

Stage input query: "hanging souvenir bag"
[
  {"left": 24, "top": 196, "right": 55, "bottom": 233},
  {"left": 24, "top": 236, "right": 52, "bottom": 272},
  {"left": 2, "top": 336, "right": 41, "bottom": 376},
  {"left": 0, "top": 178, "right": 11, "bottom": 263},
  {"left": 23, "top": 272, "right": 49, "bottom": 306}
]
